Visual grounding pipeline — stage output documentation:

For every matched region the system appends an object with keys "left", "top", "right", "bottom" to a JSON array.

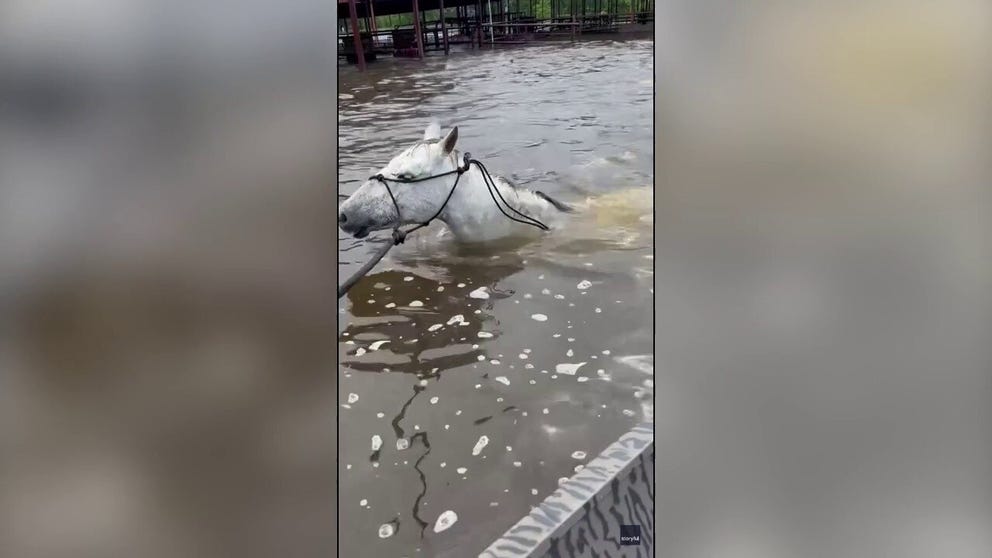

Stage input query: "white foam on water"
[
  {"left": 490, "top": 359, "right": 501, "bottom": 365},
  {"left": 360, "top": 499, "right": 368, "bottom": 506},
  {"left": 595, "top": 307, "right": 602, "bottom": 313},
  {"left": 523, "top": 293, "right": 533, "bottom": 299},
  {"left": 577, "top": 377, "right": 589, "bottom": 383},
  {"left": 469, "top": 287, "right": 490, "bottom": 299},
  {"left": 556, "top": 362, "right": 587, "bottom": 375},
  {"left": 447, "top": 314, "right": 466, "bottom": 325},
  {"left": 525, "top": 363, "right": 534, "bottom": 369},
  {"left": 472, "top": 435, "right": 489, "bottom": 455},
  {"left": 455, "top": 409, "right": 462, "bottom": 415},
  {"left": 490, "top": 502, "right": 499, "bottom": 507},
  {"left": 552, "top": 334, "right": 561, "bottom": 338},
  {"left": 419, "top": 379, "right": 428, "bottom": 386},
  {"left": 409, "top": 300, "right": 424, "bottom": 307},
  {"left": 494, "top": 376, "right": 510, "bottom": 386},
  {"left": 615, "top": 354, "right": 654, "bottom": 375},
  {"left": 444, "top": 424, "right": 450, "bottom": 430},
  {"left": 541, "top": 288, "right": 551, "bottom": 295},
  {"left": 437, "top": 286, "right": 444, "bottom": 292},
  {"left": 622, "top": 409, "right": 635, "bottom": 417},
  {"left": 477, "top": 331, "right": 493, "bottom": 338},
  {"left": 601, "top": 349, "right": 611, "bottom": 355},
  {"left": 542, "top": 408, "right": 549, "bottom": 414},
  {"left": 531, "top": 314, "right": 548, "bottom": 322},
  {"left": 367, "top": 299, "right": 375, "bottom": 304},
  {"left": 529, "top": 379, "right": 536, "bottom": 385},
  {"left": 369, "top": 340, "right": 389, "bottom": 351},
  {"left": 404, "top": 276, "right": 414, "bottom": 282},
  {"left": 355, "top": 347, "right": 367, "bottom": 357},
  {"left": 341, "top": 404, "right": 351, "bottom": 409},
  {"left": 345, "top": 340, "right": 355, "bottom": 345},
  {"left": 476, "top": 355, "right": 486, "bottom": 361},
  {"left": 396, "top": 438, "right": 409, "bottom": 451},
  {"left": 348, "top": 393, "right": 359, "bottom": 404},
  {"left": 433, "top": 510, "right": 459, "bottom": 533},
  {"left": 513, "top": 461, "right": 522, "bottom": 467},
  {"left": 456, "top": 467, "right": 467, "bottom": 474},
  {"left": 577, "top": 280, "right": 592, "bottom": 290},
  {"left": 429, "top": 324, "right": 444, "bottom": 332},
  {"left": 378, "top": 523, "right": 395, "bottom": 538},
  {"left": 554, "top": 294, "right": 565, "bottom": 300},
  {"left": 457, "top": 283, "right": 466, "bottom": 288},
  {"left": 571, "top": 451, "right": 587, "bottom": 459},
  {"left": 566, "top": 349, "right": 574, "bottom": 357},
  {"left": 430, "top": 396, "right": 439, "bottom": 404},
  {"left": 346, "top": 464, "right": 352, "bottom": 470},
  {"left": 558, "top": 477, "right": 569, "bottom": 486},
  {"left": 377, "top": 412, "right": 385, "bottom": 418},
  {"left": 574, "top": 464, "right": 585, "bottom": 473},
  {"left": 644, "top": 379, "right": 654, "bottom": 388},
  {"left": 371, "top": 435, "right": 382, "bottom": 451},
  {"left": 518, "top": 353, "right": 528, "bottom": 360}
]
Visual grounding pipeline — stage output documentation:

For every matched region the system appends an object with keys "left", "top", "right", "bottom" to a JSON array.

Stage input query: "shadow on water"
[{"left": 340, "top": 256, "right": 525, "bottom": 377}]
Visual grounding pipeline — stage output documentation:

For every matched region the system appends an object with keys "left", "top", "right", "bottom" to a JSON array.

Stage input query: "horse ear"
[
  {"left": 424, "top": 121, "right": 441, "bottom": 141},
  {"left": 440, "top": 126, "right": 458, "bottom": 155}
]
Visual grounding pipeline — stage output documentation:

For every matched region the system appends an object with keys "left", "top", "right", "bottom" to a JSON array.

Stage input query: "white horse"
[{"left": 338, "top": 123, "right": 573, "bottom": 243}]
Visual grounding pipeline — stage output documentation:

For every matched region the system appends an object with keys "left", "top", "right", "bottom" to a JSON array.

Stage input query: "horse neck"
[
  {"left": 439, "top": 165, "right": 543, "bottom": 236},
  {"left": 438, "top": 165, "right": 515, "bottom": 230}
]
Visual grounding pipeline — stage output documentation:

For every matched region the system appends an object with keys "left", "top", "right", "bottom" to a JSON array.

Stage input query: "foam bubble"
[
  {"left": 577, "top": 280, "right": 592, "bottom": 290},
  {"left": 531, "top": 314, "right": 548, "bottom": 322},
  {"left": 396, "top": 438, "right": 409, "bottom": 451},
  {"left": 371, "top": 435, "right": 382, "bottom": 451},
  {"left": 369, "top": 340, "right": 389, "bottom": 351},
  {"left": 456, "top": 467, "right": 468, "bottom": 474},
  {"left": 472, "top": 435, "right": 489, "bottom": 455},
  {"left": 347, "top": 393, "right": 359, "bottom": 404},
  {"left": 433, "top": 510, "right": 459, "bottom": 533},
  {"left": 555, "top": 362, "right": 587, "bottom": 375},
  {"left": 469, "top": 287, "right": 490, "bottom": 299},
  {"left": 477, "top": 331, "right": 493, "bottom": 338},
  {"left": 494, "top": 376, "right": 510, "bottom": 386},
  {"left": 571, "top": 451, "right": 587, "bottom": 459},
  {"left": 378, "top": 523, "right": 395, "bottom": 538},
  {"left": 409, "top": 300, "right": 424, "bottom": 307}
]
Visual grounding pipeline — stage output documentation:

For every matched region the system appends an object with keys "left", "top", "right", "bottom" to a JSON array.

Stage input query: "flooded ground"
[{"left": 338, "top": 40, "right": 653, "bottom": 557}]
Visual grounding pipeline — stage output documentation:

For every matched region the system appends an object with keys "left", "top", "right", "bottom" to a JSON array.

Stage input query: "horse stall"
[{"left": 339, "top": 32, "right": 378, "bottom": 64}]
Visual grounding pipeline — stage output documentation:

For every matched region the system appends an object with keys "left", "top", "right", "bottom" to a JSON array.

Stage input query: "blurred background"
[
  {"left": 656, "top": 1, "right": 991, "bottom": 557},
  {"left": 0, "top": 1, "right": 338, "bottom": 557}
]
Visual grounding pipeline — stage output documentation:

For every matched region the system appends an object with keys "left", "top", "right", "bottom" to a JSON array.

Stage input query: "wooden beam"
[{"left": 347, "top": 0, "right": 366, "bottom": 71}]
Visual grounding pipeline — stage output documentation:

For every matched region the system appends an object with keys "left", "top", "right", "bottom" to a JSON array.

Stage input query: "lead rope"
[{"left": 338, "top": 153, "right": 549, "bottom": 299}]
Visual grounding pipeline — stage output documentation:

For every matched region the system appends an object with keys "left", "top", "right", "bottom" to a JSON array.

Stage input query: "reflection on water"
[{"left": 339, "top": 39, "right": 653, "bottom": 558}]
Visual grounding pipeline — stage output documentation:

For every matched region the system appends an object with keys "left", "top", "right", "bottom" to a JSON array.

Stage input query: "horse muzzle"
[{"left": 337, "top": 209, "right": 370, "bottom": 238}]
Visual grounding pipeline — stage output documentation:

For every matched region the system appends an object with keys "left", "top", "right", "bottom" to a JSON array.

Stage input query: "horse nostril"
[{"left": 339, "top": 212, "right": 347, "bottom": 224}]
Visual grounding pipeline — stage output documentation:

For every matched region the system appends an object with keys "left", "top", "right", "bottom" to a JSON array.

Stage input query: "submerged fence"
[{"left": 480, "top": 422, "right": 654, "bottom": 557}]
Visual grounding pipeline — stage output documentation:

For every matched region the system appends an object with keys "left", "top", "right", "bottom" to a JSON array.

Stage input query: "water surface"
[{"left": 339, "top": 39, "right": 653, "bottom": 557}]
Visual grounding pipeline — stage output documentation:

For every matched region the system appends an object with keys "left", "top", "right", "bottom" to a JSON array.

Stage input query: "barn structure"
[{"left": 339, "top": 0, "right": 654, "bottom": 70}]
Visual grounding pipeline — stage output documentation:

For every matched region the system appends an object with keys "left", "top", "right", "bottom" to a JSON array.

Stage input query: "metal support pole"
[
  {"left": 571, "top": 0, "right": 576, "bottom": 40},
  {"left": 487, "top": 0, "right": 494, "bottom": 44},
  {"left": 347, "top": 0, "right": 366, "bottom": 70},
  {"left": 370, "top": 0, "right": 378, "bottom": 42},
  {"left": 412, "top": 0, "right": 425, "bottom": 58},
  {"left": 439, "top": 0, "right": 449, "bottom": 54}
]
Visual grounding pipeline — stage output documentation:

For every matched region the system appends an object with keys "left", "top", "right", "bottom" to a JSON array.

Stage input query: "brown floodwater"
[{"left": 338, "top": 39, "right": 653, "bottom": 557}]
